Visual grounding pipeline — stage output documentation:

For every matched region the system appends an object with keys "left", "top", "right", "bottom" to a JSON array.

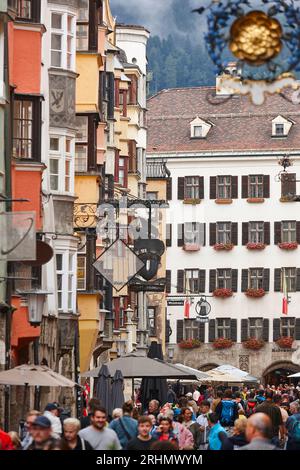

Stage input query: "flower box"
[
  {"left": 178, "top": 339, "right": 202, "bottom": 350},
  {"left": 245, "top": 288, "right": 265, "bottom": 298},
  {"left": 183, "top": 198, "right": 201, "bottom": 205},
  {"left": 278, "top": 242, "right": 298, "bottom": 250},
  {"left": 215, "top": 199, "right": 233, "bottom": 204},
  {"left": 243, "top": 338, "right": 265, "bottom": 350},
  {"left": 183, "top": 243, "right": 201, "bottom": 252},
  {"left": 280, "top": 196, "right": 295, "bottom": 203},
  {"left": 213, "top": 243, "right": 234, "bottom": 251},
  {"left": 276, "top": 336, "right": 294, "bottom": 349},
  {"left": 213, "top": 288, "right": 233, "bottom": 298},
  {"left": 246, "top": 242, "right": 266, "bottom": 250},
  {"left": 213, "top": 338, "right": 234, "bottom": 350},
  {"left": 247, "top": 198, "right": 265, "bottom": 203}
]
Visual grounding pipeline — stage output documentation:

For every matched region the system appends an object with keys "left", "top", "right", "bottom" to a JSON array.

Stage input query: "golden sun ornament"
[{"left": 229, "top": 11, "right": 282, "bottom": 66}]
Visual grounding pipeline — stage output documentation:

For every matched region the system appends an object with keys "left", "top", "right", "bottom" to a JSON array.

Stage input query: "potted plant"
[
  {"left": 278, "top": 242, "right": 298, "bottom": 250},
  {"left": 246, "top": 242, "right": 266, "bottom": 250},
  {"left": 213, "top": 288, "right": 233, "bottom": 298},
  {"left": 178, "top": 339, "right": 202, "bottom": 349},
  {"left": 183, "top": 198, "right": 201, "bottom": 205},
  {"left": 245, "top": 288, "right": 266, "bottom": 298},
  {"left": 276, "top": 336, "right": 294, "bottom": 349},
  {"left": 247, "top": 197, "right": 265, "bottom": 203},
  {"left": 213, "top": 338, "right": 234, "bottom": 349},
  {"left": 213, "top": 243, "right": 234, "bottom": 251},
  {"left": 243, "top": 338, "right": 265, "bottom": 350}
]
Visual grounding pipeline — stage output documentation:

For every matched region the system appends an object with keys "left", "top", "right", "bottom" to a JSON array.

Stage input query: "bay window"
[
  {"left": 57, "top": 251, "right": 76, "bottom": 313},
  {"left": 49, "top": 134, "right": 74, "bottom": 194},
  {"left": 13, "top": 95, "right": 41, "bottom": 161},
  {"left": 17, "top": 0, "right": 40, "bottom": 22},
  {"left": 77, "top": 0, "right": 103, "bottom": 52},
  {"left": 51, "top": 12, "right": 75, "bottom": 71}
]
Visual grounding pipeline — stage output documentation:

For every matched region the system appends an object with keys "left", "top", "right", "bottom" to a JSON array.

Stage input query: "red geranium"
[
  {"left": 213, "top": 243, "right": 234, "bottom": 251},
  {"left": 278, "top": 242, "right": 298, "bottom": 250},
  {"left": 178, "top": 339, "right": 201, "bottom": 349},
  {"left": 246, "top": 288, "right": 265, "bottom": 298},
  {"left": 213, "top": 338, "right": 234, "bottom": 349},
  {"left": 213, "top": 288, "right": 233, "bottom": 298},
  {"left": 276, "top": 336, "right": 294, "bottom": 349},
  {"left": 246, "top": 242, "right": 266, "bottom": 250},
  {"left": 243, "top": 338, "right": 265, "bottom": 350}
]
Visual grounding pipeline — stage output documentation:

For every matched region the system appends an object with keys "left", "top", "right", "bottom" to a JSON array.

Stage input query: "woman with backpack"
[
  {"left": 286, "top": 401, "right": 300, "bottom": 450},
  {"left": 215, "top": 389, "right": 239, "bottom": 431}
]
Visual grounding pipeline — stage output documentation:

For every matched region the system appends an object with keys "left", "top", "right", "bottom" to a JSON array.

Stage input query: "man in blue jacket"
[{"left": 109, "top": 401, "right": 138, "bottom": 449}]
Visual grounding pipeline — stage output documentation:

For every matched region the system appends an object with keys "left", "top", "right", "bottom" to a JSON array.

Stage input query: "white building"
[{"left": 147, "top": 85, "right": 300, "bottom": 384}]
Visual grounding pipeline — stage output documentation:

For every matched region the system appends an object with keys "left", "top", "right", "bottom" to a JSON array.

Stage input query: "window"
[
  {"left": 184, "top": 320, "right": 200, "bottom": 340},
  {"left": 185, "top": 176, "right": 200, "bottom": 199},
  {"left": 216, "top": 318, "right": 231, "bottom": 339},
  {"left": 13, "top": 96, "right": 41, "bottom": 161},
  {"left": 249, "top": 268, "right": 264, "bottom": 290},
  {"left": 193, "top": 126, "right": 203, "bottom": 138},
  {"left": 77, "top": 256, "right": 86, "bottom": 291},
  {"left": 217, "top": 222, "right": 231, "bottom": 244},
  {"left": 146, "top": 192, "right": 158, "bottom": 200},
  {"left": 249, "top": 318, "right": 263, "bottom": 340},
  {"left": 217, "top": 176, "right": 231, "bottom": 199},
  {"left": 249, "top": 222, "right": 264, "bottom": 243},
  {"left": 57, "top": 251, "right": 76, "bottom": 312},
  {"left": 249, "top": 175, "right": 264, "bottom": 198},
  {"left": 281, "top": 317, "right": 295, "bottom": 337},
  {"left": 75, "top": 116, "right": 88, "bottom": 172},
  {"left": 282, "top": 221, "right": 296, "bottom": 243},
  {"left": 147, "top": 307, "right": 156, "bottom": 336},
  {"left": 118, "top": 157, "right": 128, "bottom": 188},
  {"left": 17, "top": 0, "right": 40, "bottom": 22},
  {"left": 284, "top": 268, "right": 297, "bottom": 292},
  {"left": 184, "top": 222, "right": 201, "bottom": 245},
  {"left": 185, "top": 269, "right": 200, "bottom": 294},
  {"left": 281, "top": 173, "right": 296, "bottom": 198},
  {"left": 217, "top": 269, "right": 232, "bottom": 289},
  {"left": 275, "top": 123, "right": 284, "bottom": 136},
  {"left": 49, "top": 135, "right": 74, "bottom": 193},
  {"left": 51, "top": 12, "right": 75, "bottom": 70},
  {"left": 76, "top": 0, "right": 101, "bottom": 51},
  {"left": 119, "top": 91, "right": 127, "bottom": 117}
]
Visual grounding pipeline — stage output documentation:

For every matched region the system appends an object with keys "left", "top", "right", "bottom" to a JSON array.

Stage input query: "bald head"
[{"left": 246, "top": 413, "right": 272, "bottom": 442}]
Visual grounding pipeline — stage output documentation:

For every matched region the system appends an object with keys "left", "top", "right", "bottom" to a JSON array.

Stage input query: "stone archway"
[
  {"left": 262, "top": 361, "right": 299, "bottom": 386},
  {"left": 200, "top": 363, "right": 219, "bottom": 372}
]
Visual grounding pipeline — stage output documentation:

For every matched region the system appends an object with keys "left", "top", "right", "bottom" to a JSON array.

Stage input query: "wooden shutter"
[
  {"left": 114, "top": 297, "right": 120, "bottom": 330},
  {"left": 107, "top": 72, "right": 115, "bottom": 119},
  {"left": 166, "top": 270, "right": 171, "bottom": 293},
  {"left": 241, "top": 269, "right": 249, "bottom": 292},
  {"left": 177, "top": 320, "right": 184, "bottom": 343},
  {"left": 199, "top": 270, "right": 206, "bottom": 293},
  {"left": 263, "top": 175, "right": 270, "bottom": 198},
  {"left": 231, "top": 269, "right": 238, "bottom": 292},
  {"left": 209, "top": 270, "right": 216, "bottom": 293},
  {"left": 87, "top": 114, "right": 97, "bottom": 171},
  {"left": 281, "top": 173, "right": 296, "bottom": 197},
  {"left": 241, "top": 319, "right": 249, "bottom": 342},
  {"left": 178, "top": 177, "right": 185, "bottom": 200},
  {"left": 114, "top": 78, "right": 120, "bottom": 107},
  {"left": 209, "top": 319, "right": 216, "bottom": 342},
  {"left": 295, "top": 319, "right": 300, "bottom": 340},
  {"left": 167, "top": 178, "right": 172, "bottom": 200},
  {"left": 263, "top": 319, "right": 269, "bottom": 342},
  {"left": 230, "top": 319, "right": 237, "bottom": 342},
  {"left": 210, "top": 177, "right": 217, "bottom": 199},
  {"left": 210, "top": 223, "right": 216, "bottom": 246},
  {"left": 231, "top": 176, "right": 238, "bottom": 199},
  {"left": 274, "top": 268, "right": 282, "bottom": 292},
  {"left": 231, "top": 223, "right": 238, "bottom": 245},
  {"left": 242, "top": 176, "right": 249, "bottom": 198},
  {"left": 273, "top": 319, "right": 281, "bottom": 341},
  {"left": 297, "top": 222, "right": 300, "bottom": 244},
  {"left": 165, "top": 319, "right": 170, "bottom": 344},
  {"left": 166, "top": 224, "right": 172, "bottom": 247},
  {"left": 177, "top": 270, "right": 184, "bottom": 293},
  {"left": 263, "top": 269, "right": 270, "bottom": 292},
  {"left": 127, "top": 74, "right": 137, "bottom": 104},
  {"left": 274, "top": 222, "right": 282, "bottom": 244},
  {"left": 108, "top": 174, "right": 114, "bottom": 198},
  {"left": 178, "top": 224, "right": 184, "bottom": 247},
  {"left": 242, "top": 223, "right": 249, "bottom": 245},
  {"left": 128, "top": 140, "right": 137, "bottom": 173},
  {"left": 297, "top": 269, "right": 300, "bottom": 291},
  {"left": 199, "top": 223, "right": 206, "bottom": 247},
  {"left": 199, "top": 177, "right": 204, "bottom": 199},
  {"left": 198, "top": 323, "right": 205, "bottom": 343},
  {"left": 264, "top": 222, "right": 270, "bottom": 245}
]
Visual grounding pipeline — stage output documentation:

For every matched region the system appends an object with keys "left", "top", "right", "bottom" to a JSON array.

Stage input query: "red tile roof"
[{"left": 147, "top": 86, "right": 300, "bottom": 154}]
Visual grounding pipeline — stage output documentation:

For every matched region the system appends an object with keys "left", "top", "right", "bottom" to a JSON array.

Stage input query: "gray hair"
[
  {"left": 290, "top": 401, "right": 300, "bottom": 413},
  {"left": 248, "top": 413, "right": 271, "bottom": 438},
  {"left": 112, "top": 408, "right": 123, "bottom": 419},
  {"left": 158, "top": 409, "right": 174, "bottom": 420},
  {"left": 63, "top": 418, "right": 81, "bottom": 431}
]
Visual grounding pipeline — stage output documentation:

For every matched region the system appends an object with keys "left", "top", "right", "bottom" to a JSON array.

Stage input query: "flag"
[
  {"left": 184, "top": 298, "right": 190, "bottom": 319},
  {"left": 282, "top": 269, "right": 288, "bottom": 315}
]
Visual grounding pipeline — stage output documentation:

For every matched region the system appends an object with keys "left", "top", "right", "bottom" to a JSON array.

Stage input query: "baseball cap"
[
  {"left": 32, "top": 416, "right": 51, "bottom": 429},
  {"left": 45, "top": 402, "right": 59, "bottom": 412},
  {"left": 186, "top": 392, "right": 193, "bottom": 398}
]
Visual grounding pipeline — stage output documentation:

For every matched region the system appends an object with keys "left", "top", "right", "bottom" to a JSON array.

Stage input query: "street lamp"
[
  {"left": 125, "top": 305, "right": 135, "bottom": 322},
  {"left": 21, "top": 290, "right": 48, "bottom": 327}
]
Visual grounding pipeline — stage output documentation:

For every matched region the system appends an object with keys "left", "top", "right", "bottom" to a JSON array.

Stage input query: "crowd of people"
[{"left": 1, "top": 382, "right": 300, "bottom": 451}]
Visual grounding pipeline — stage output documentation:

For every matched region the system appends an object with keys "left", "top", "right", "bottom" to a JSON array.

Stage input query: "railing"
[
  {"left": 74, "top": 203, "right": 98, "bottom": 228},
  {"left": 146, "top": 160, "right": 170, "bottom": 179}
]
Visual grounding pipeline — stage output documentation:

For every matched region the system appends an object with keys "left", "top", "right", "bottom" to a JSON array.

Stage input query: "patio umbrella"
[
  {"left": 95, "top": 364, "right": 112, "bottom": 417},
  {"left": 287, "top": 372, "right": 300, "bottom": 378},
  {"left": 202, "top": 369, "right": 244, "bottom": 383},
  {"left": 212, "top": 364, "right": 259, "bottom": 383},
  {"left": 174, "top": 364, "right": 211, "bottom": 381},
  {"left": 111, "top": 370, "right": 125, "bottom": 410},
  {"left": 140, "top": 342, "right": 168, "bottom": 410}
]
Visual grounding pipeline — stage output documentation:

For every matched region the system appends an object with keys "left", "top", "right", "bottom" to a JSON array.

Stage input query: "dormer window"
[
  {"left": 194, "top": 126, "right": 203, "bottom": 138},
  {"left": 190, "top": 116, "right": 213, "bottom": 139},
  {"left": 275, "top": 124, "right": 284, "bottom": 136},
  {"left": 272, "top": 115, "right": 294, "bottom": 137}
]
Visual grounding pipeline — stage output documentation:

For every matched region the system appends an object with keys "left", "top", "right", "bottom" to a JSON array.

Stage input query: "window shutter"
[
  {"left": 264, "top": 222, "right": 270, "bottom": 245},
  {"left": 273, "top": 319, "right": 281, "bottom": 341},
  {"left": 199, "top": 176, "right": 204, "bottom": 200},
  {"left": 231, "top": 269, "right": 238, "bottom": 292},
  {"left": 231, "top": 223, "right": 238, "bottom": 245},
  {"left": 200, "top": 223, "right": 206, "bottom": 247},
  {"left": 242, "top": 223, "right": 249, "bottom": 245},
  {"left": 263, "top": 269, "right": 270, "bottom": 292},
  {"left": 263, "top": 319, "right": 269, "bottom": 342},
  {"left": 274, "top": 222, "right": 282, "bottom": 244},
  {"left": 210, "top": 177, "right": 217, "bottom": 199},
  {"left": 209, "top": 270, "right": 216, "bottom": 293},
  {"left": 108, "top": 174, "right": 114, "bottom": 198},
  {"left": 177, "top": 320, "right": 184, "bottom": 343},
  {"left": 128, "top": 140, "right": 137, "bottom": 173},
  {"left": 295, "top": 319, "right": 300, "bottom": 340},
  {"left": 242, "top": 176, "right": 249, "bottom": 198},
  {"left": 165, "top": 319, "right": 170, "bottom": 344},
  {"left": 281, "top": 173, "right": 296, "bottom": 197},
  {"left": 231, "top": 176, "right": 238, "bottom": 199},
  {"left": 114, "top": 78, "right": 120, "bottom": 107},
  {"left": 210, "top": 223, "right": 216, "bottom": 246},
  {"left": 178, "top": 224, "right": 184, "bottom": 247},
  {"left": 198, "top": 323, "right": 205, "bottom": 343},
  {"left": 209, "top": 319, "right": 216, "bottom": 342},
  {"left": 114, "top": 297, "right": 120, "bottom": 330},
  {"left": 241, "top": 319, "right": 249, "bottom": 342},
  {"left": 274, "top": 268, "right": 282, "bottom": 292},
  {"left": 297, "top": 269, "right": 300, "bottom": 292},
  {"left": 178, "top": 177, "right": 185, "bottom": 200},
  {"left": 166, "top": 224, "right": 172, "bottom": 247},
  {"left": 107, "top": 72, "right": 115, "bottom": 119},
  {"left": 166, "top": 270, "right": 171, "bottom": 293},
  {"left": 241, "top": 269, "right": 248, "bottom": 292},
  {"left": 263, "top": 175, "right": 270, "bottom": 198},
  {"left": 199, "top": 270, "right": 206, "bottom": 293},
  {"left": 177, "top": 270, "right": 184, "bottom": 293},
  {"left": 167, "top": 178, "right": 172, "bottom": 200},
  {"left": 230, "top": 319, "right": 237, "bottom": 342},
  {"left": 297, "top": 222, "right": 300, "bottom": 244}
]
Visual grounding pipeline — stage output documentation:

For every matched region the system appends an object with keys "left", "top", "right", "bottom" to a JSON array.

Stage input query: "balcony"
[{"left": 146, "top": 160, "right": 170, "bottom": 179}]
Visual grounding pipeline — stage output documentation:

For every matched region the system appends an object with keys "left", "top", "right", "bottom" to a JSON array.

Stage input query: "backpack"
[
  {"left": 290, "top": 416, "right": 300, "bottom": 443},
  {"left": 246, "top": 400, "right": 256, "bottom": 417},
  {"left": 220, "top": 400, "right": 235, "bottom": 426}
]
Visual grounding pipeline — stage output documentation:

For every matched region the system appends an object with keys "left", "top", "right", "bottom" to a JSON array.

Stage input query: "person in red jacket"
[{"left": 0, "top": 429, "right": 15, "bottom": 450}]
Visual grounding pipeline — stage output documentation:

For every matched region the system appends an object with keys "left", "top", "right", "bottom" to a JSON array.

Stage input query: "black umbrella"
[
  {"left": 140, "top": 342, "right": 168, "bottom": 411},
  {"left": 95, "top": 364, "right": 112, "bottom": 417},
  {"left": 111, "top": 370, "right": 125, "bottom": 410}
]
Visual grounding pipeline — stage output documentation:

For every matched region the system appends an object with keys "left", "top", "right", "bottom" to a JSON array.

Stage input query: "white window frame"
[
  {"left": 216, "top": 318, "right": 231, "bottom": 339},
  {"left": 49, "top": 133, "right": 74, "bottom": 194},
  {"left": 217, "top": 222, "right": 231, "bottom": 244},
  {"left": 185, "top": 269, "right": 199, "bottom": 294},
  {"left": 249, "top": 318, "right": 263, "bottom": 340},
  {"left": 51, "top": 10, "right": 76, "bottom": 71},
  {"left": 56, "top": 250, "right": 76, "bottom": 313},
  {"left": 217, "top": 269, "right": 232, "bottom": 289},
  {"left": 217, "top": 175, "right": 231, "bottom": 199},
  {"left": 284, "top": 267, "right": 297, "bottom": 292},
  {"left": 184, "top": 176, "right": 200, "bottom": 199},
  {"left": 280, "top": 317, "right": 295, "bottom": 337},
  {"left": 282, "top": 221, "right": 296, "bottom": 243},
  {"left": 184, "top": 320, "right": 200, "bottom": 340},
  {"left": 249, "top": 222, "right": 264, "bottom": 244},
  {"left": 193, "top": 125, "right": 203, "bottom": 138},
  {"left": 249, "top": 268, "right": 264, "bottom": 290},
  {"left": 249, "top": 175, "right": 264, "bottom": 198}
]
